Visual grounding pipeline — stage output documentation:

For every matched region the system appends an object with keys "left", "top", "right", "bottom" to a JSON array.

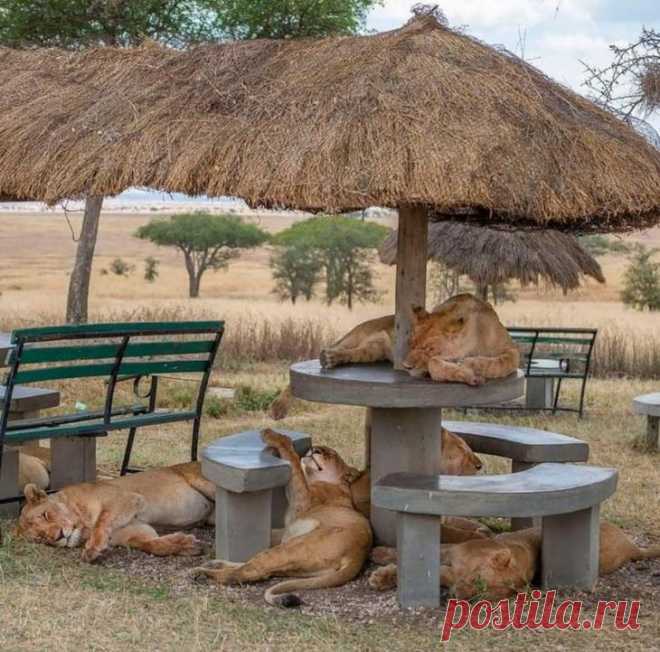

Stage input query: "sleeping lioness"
[
  {"left": 369, "top": 523, "right": 660, "bottom": 599},
  {"left": 193, "top": 429, "right": 372, "bottom": 607},
  {"left": 270, "top": 293, "right": 519, "bottom": 419},
  {"left": 17, "top": 462, "right": 214, "bottom": 561}
]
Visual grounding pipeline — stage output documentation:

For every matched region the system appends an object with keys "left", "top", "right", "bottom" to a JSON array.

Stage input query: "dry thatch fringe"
[
  {"left": 0, "top": 15, "right": 659, "bottom": 232},
  {"left": 379, "top": 220, "right": 605, "bottom": 290}
]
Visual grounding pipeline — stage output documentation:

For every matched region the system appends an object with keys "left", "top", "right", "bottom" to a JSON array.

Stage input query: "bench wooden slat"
[
  {"left": 19, "top": 340, "right": 216, "bottom": 364},
  {"left": 12, "top": 321, "right": 223, "bottom": 343},
  {"left": 6, "top": 404, "right": 148, "bottom": 431},
  {"left": 4, "top": 410, "right": 197, "bottom": 443},
  {"left": 14, "top": 359, "right": 209, "bottom": 383},
  {"left": 510, "top": 335, "right": 594, "bottom": 345}
]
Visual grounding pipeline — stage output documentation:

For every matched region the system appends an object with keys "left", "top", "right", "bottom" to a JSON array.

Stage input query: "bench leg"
[
  {"left": 0, "top": 447, "right": 20, "bottom": 518},
  {"left": 510, "top": 461, "right": 541, "bottom": 531},
  {"left": 396, "top": 512, "right": 441, "bottom": 609},
  {"left": 215, "top": 487, "right": 272, "bottom": 562},
  {"left": 647, "top": 416, "right": 659, "bottom": 452},
  {"left": 541, "top": 505, "right": 600, "bottom": 591},
  {"left": 370, "top": 407, "right": 443, "bottom": 546},
  {"left": 50, "top": 437, "right": 97, "bottom": 489}
]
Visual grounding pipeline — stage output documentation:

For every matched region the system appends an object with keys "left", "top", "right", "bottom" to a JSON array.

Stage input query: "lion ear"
[
  {"left": 411, "top": 306, "right": 429, "bottom": 323},
  {"left": 343, "top": 466, "right": 364, "bottom": 485},
  {"left": 24, "top": 484, "right": 47, "bottom": 505}
]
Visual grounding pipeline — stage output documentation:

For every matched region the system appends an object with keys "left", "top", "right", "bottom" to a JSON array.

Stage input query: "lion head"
[
  {"left": 16, "top": 485, "right": 83, "bottom": 548},
  {"left": 441, "top": 429, "right": 483, "bottom": 475},
  {"left": 302, "top": 446, "right": 358, "bottom": 486}
]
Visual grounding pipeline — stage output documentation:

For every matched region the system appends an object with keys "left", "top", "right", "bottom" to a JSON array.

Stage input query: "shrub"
[
  {"left": 109, "top": 258, "right": 135, "bottom": 277},
  {"left": 621, "top": 245, "right": 660, "bottom": 311}
]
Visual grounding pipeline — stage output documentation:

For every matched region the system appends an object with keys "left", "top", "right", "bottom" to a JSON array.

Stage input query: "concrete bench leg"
[
  {"left": 526, "top": 377, "right": 554, "bottom": 409},
  {"left": 511, "top": 461, "right": 541, "bottom": 531},
  {"left": 647, "top": 416, "right": 659, "bottom": 451},
  {"left": 541, "top": 505, "right": 600, "bottom": 591},
  {"left": 397, "top": 512, "right": 441, "bottom": 609},
  {"left": 0, "top": 447, "right": 20, "bottom": 518},
  {"left": 215, "top": 487, "right": 272, "bottom": 562},
  {"left": 50, "top": 437, "right": 96, "bottom": 490}
]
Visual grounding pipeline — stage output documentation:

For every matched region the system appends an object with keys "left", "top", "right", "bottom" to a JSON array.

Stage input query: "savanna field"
[{"left": 0, "top": 209, "right": 659, "bottom": 651}]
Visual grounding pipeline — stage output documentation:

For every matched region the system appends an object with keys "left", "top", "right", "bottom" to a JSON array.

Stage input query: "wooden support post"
[
  {"left": 370, "top": 407, "right": 443, "bottom": 545},
  {"left": 215, "top": 487, "right": 272, "bottom": 562},
  {"left": 542, "top": 505, "right": 600, "bottom": 591},
  {"left": 394, "top": 205, "right": 428, "bottom": 369}
]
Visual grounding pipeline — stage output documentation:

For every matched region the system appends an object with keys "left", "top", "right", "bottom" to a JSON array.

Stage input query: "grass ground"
[{"left": 0, "top": 210, "right": 659, "bottom": 650}]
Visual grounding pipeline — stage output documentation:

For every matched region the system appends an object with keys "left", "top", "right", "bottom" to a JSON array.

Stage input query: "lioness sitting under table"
[
  {"left": 17, "top": 463, "right": 214, "bottom": 561},
  {"left": 193, "top": 429, "right": 373, "bottom": 607}
]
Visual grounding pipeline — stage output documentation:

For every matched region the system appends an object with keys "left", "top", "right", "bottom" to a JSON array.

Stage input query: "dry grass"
[{"left": 1, "top": 371, "right": 659, "bottom": 651}]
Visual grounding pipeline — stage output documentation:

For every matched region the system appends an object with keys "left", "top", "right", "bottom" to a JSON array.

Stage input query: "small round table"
[
  {"left": 632, "top": 392, "right": 660, "bottom": 451},
  {"left": 291, "top": 360, "right": 524, "bottom": 544}
]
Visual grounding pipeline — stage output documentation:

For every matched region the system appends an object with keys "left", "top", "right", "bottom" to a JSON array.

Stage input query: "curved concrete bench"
[
  {"left": 632, "top": 393, "right": 660, "bottom": 451},
  {"left": 373, "top": 463, "right": 618, "bottom": 608},
  {"left": 443, "top": 420, "right": 589, "bottom": 530},
  {"left": 202, "top": 429, "right": 311, "bottom": 562},
  {"left": 443, "top": 421, "right": 589, "bottom": 465}
]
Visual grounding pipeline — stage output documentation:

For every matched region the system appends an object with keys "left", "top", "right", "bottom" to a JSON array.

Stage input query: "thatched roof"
[
  {"left": 0, "top": 14, "right": 659, "bottom": 232},
  {"left": 379, "top": 220, "right": 606, "bottom": 290}
]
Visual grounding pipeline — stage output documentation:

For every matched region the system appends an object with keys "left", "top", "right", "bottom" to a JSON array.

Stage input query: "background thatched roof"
[
  {"left": 0, "top": 15, "right": 659, "bottom": 231},
  {"left": 379, "top": 220, "right": 606, "bottom": 290}
]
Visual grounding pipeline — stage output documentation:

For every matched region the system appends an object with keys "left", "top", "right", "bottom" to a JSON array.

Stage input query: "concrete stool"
[
  {"left": 444, "top": 420, "right": 589, "bottom": 529},
  {"left": 373, "top": 463, "right": 618, "bottom": 609},
  {"left": 632, "top": 393, "right": 660, "bottom": 451},
  {"left": 201, "top": 430, "right": 311, "bottom": 562}
]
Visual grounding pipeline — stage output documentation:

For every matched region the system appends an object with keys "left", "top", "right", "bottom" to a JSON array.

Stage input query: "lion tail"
[
  {"left": 264, "top": 560, "right": 359, "bottom": 608},
  {"left": 269, "top": 385, "right": 293, "bottom": 421}
]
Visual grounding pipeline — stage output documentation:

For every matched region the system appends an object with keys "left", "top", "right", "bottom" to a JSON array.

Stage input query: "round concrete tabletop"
[
  {"left": 633, "top": 392, "right": 660, "bottom": 417},
  {"left": 290, "top": 360, "right": 524, "bottom": 409}
]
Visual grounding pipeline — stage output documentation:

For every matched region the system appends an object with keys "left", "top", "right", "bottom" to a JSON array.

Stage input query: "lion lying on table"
[
  {"left": 16, "top": 462, "right": 214, "bottom": 561},
  {"left": 369, "top": 523, "right": 660, "bottom": 599},
  {"left": 270, "top": 293, "right": 519, "bottom": 419},
  {"left": 193, "top": 429, "right": 373, "bottom": 607}
]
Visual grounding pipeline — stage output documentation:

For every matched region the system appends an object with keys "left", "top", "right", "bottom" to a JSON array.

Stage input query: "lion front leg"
[
  {"left": 461, "top": 348, "right": 520, "bottom": 380},
  {"left": 112, "top": 522, "right": 202, "bottom": 557},
  {"left": 427, "top": 357, "right": 483, "bottom": 386},
  {"left": 82, "top": 492, "right": 146, "bottom": 562}
]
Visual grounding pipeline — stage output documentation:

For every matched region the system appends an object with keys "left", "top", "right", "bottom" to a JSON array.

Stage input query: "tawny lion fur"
[
  {"left": 270, "top": 293, "right": 518, "bottom": 419},
  {"left": 16, "top": 462, "right": 215, "bottom": 561}
]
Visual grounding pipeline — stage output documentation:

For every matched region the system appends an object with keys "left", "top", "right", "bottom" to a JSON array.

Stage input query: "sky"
[{"left": 367, "top": 0, "right": 659, "bottom": 127}]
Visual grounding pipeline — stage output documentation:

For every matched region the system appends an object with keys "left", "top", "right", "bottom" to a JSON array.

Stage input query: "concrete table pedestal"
[
  {"left": 290, "top": 360, "right": 524, "bottom": 545},
  {"left": 632, "top": 393, "right": 660, "bottom": 451}
]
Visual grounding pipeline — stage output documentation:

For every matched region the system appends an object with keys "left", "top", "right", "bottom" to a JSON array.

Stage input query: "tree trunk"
[
  {"left": 66, "top": 196, "right": 104, "bottom": 324},
  {"left": 188, "top": 272, "right": 201, "bottom": 298},
  {"left": 477, "top": 283, "right": 489, "bottom": 302}
]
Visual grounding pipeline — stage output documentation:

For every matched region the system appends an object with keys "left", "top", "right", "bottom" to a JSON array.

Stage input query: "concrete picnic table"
[{"left": 291, "top": 360, "right": 524, "bottom": 545}]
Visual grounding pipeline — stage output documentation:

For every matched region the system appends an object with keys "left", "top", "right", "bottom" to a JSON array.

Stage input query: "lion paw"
[
  {"left": 190, "top": 566, "right": 234, "bottom": 585},
  {"left": 261, "top": 428, "right": 292, "bottom": 450},
  {"left": 174, "top": 533, "right": 203, "bottom": 556},
  {"left": 370, "top": 546, "right": 397, "bottom": 566},
  {"left": 368, "top": 564, "right": 398, "bottom": 591},
  {"left": 81, "top": 545, "right": 104, "bottom": 563},
  {"left": 320, "top": 349, "right": 343, "bottom": 369}
]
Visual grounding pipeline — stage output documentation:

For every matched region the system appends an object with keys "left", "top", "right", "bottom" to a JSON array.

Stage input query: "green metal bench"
[
  {"left": 0, "top": 321, "right": 224, "bottom": 502},
  {"left": 507, "top": 327, "right": 598, "bottom": 417}
]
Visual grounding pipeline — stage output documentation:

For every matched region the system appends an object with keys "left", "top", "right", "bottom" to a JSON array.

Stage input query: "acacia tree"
[
  {"left": 207, "top": 0, "right": 379, "bottom": 40},
  {"left": 136, "top": 213, "right": 268, "bottom": 298},
  {"left": 621, "top": 245, "right": 660, "bottom": 311},
  {"left": 275, "top": 216, "right": 389, "bottom": 309},
  {"left": 270, "top": 244, "right": 322, "bottom": 304}
]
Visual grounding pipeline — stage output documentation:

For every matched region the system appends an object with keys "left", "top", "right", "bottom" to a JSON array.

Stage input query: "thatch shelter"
[
  {"left": 379, "top": 221, "right": 606, "bottom": 295},
  {"left": 0, "top": 13, "right": 659, "bottom": 233}
]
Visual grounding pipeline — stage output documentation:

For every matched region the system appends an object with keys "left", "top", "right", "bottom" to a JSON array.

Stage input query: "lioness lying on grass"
[
  {"left": 270, "top": 293, "right": 519, "bottom": 419},
  {"left": 17, "top": 463, "right": 214, "bottom": 561},
  {"left": 193, "top": 429, "right": 373, "bottom": 607},
  {"left": 369, "top": 523, "right": 660, "bottom": 599}
]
